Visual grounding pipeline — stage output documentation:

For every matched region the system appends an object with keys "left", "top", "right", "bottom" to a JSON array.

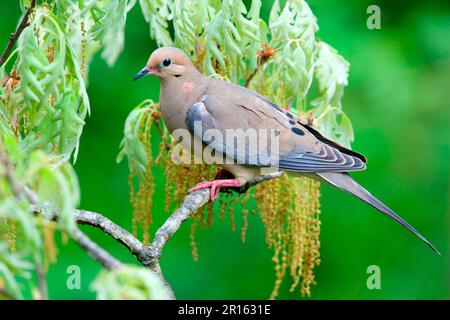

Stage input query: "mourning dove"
[{"left": 134, "top": 47, "right": 439, "bottom": 255}]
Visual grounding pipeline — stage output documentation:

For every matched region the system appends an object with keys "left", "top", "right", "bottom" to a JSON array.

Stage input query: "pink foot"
[{"left": 188, "top": 179, "right": 241, "bottom": 201}]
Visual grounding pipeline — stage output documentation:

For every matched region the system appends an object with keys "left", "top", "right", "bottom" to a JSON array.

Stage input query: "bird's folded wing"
[{"left": 186, "top": 87, "right": 366, "bottom": 172}]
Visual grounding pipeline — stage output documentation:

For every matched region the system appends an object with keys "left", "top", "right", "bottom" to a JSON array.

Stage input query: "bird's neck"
[{"left": 159, "top": 75, "right": 206, "bottom": 133}]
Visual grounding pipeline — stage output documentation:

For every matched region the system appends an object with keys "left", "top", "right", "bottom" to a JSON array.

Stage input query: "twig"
[
  {"left": 237, "top": 171, "right": 284, "bottom": 192},
  {"left": 74, "top": 190, "right": 211, "bottom": 300},
  {"left": 244, "top": 61, "right": 263, "bottom": 88},
  {"left": 33, "top": 205, "right": 174, "bottom": 298},
  {"left": 30, "top": 206, "right": 123, "bottom": 271},
  {"left": 35, "top": 263, "right": 48, "bottom": 300},
  {"left": 74, "top": 189, "right": 213, "bottom": 299},
  {"left": 146, "top": 262, "right": 175, "bottom": 300},
  {"left": 76, "top": 209, "right": 175, "bottom": 298},
  {"left": 0, "top": 147, "right": 24, "bottom": 201},
  {"left": 0, "top": 0, "right": 35, "bottom": 68},
  {"left": 244, "top": 44, "right": 275, "bottom": 88},
  {"left": 74, "top": 209, "right": 146, "bottom": 261},
  {"left": 75, "top": 209, "right": 176, "bottom": 297},
  {"left": 71, "top": 228, "right": 122, "bottom": 270},
  {"left": 151, "top": 189, "right": 210, "bottom": 259}
]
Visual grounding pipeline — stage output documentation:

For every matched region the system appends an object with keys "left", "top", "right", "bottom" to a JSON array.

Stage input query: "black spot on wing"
[
  {"left": 289, "top": 119, "right": 296, "bottom": 125},
  {"left": 291, "top": 127, "right": 305, "bottom": 136}
]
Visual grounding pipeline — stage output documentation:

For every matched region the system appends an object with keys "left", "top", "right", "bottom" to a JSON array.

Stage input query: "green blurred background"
[{"left": 2, "top": 0, "right": 449, "bottom": 299}]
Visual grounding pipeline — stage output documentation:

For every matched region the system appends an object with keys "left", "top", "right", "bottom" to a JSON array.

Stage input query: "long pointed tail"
[{"left": 316, "top": 172, "right": 440, "bottom": 255}]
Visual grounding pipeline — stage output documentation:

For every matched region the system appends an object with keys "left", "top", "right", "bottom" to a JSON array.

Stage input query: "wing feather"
[{"left": 186, "top": 87, "right": 367, "bottom": 173}]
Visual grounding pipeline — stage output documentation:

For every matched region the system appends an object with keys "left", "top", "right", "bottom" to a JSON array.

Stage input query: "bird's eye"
[{"left": 161, "top": 58, "right": 172, "bottom": 67}]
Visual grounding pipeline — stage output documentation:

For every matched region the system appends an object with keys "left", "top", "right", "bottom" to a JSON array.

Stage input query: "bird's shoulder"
[{"left": 202, "top": 78, "right": 291, "bottom": 124}]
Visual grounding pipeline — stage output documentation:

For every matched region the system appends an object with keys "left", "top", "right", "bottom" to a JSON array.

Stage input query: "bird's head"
[{"left": 133, "top": 47, "right": 197, "bottom": 81}]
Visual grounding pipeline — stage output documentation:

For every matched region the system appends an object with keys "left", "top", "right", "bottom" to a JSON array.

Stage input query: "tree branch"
[
  {"left": 74, "top": 172, "right": 282, "bottom": 265},
  {"left": 244, "top": 44, "right": 276, "bottom": 88},
  {"left": 1, "top": 147, "right": 122, "bottom": 275},
  {"left": 237, "top": 171, "right": 284, "bottom": 192},
  {"left": 149, "top": 189, "right": 210, "bottom": 263},
  {"left": 31, "top": 171, "right": 283, "bottom": 299},
  {"left": 30, "top": 206, "right": 124, "bottom": 271},
  {"left": 71, "top": 228, "right": 122, "bottom": 270},
  {"left": 0, "top": 146, "right": 25, "bottom": 201},
  {"left": 35, "top": 263, "right": 48, "bottom": 300},
  {"left": 73, "top": 190, "right": 211, "bottom": 299},
  {"left": 71, "top": 189, "right": 213, "bottom": 299},
  {"left": 75, "top": 210, "right": 145, "bottom": 260},
  {"left": 71, "top": 172, "right": 283, "bottom": 268},
  {"left": 0, "top": 0, "right": 35, "bottom": 68}
]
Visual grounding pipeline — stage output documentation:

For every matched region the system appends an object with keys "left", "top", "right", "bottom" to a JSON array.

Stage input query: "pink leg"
[{"left": 188, "top": 179, "right": 241, "bottom": 201}]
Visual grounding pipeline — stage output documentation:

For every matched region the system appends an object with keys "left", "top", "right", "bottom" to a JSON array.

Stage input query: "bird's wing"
[{"left": 186, "top": 82, "right": 366, "bottom": 172}]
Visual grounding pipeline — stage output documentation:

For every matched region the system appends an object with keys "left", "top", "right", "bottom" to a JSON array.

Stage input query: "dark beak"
[{"left": 133, "top": 67, "right": 150, "bottom": 81}]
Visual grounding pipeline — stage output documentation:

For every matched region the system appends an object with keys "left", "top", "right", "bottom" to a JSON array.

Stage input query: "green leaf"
[
  {"left": 139, "top": 0, "right": 173, "bottom": 47},
  {"left": 311, "top": 41, "right": 353, "bottom": 146},
  {"left": 91, "top": 265, "right": 169, "bottom": 300},
  {"left": 338, "top": 112, "right": 355, "bottom": 148},
  {"left": 91, "top": 0, "right": 135, "bottom": 66},
  {"left": 0, "top": 243, "right": 33, "bottom": 300}
]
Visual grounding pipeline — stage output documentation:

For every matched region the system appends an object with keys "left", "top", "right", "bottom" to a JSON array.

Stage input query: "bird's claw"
[{"left": 188, "top": 179, "right": 241, "bottom": 201}]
